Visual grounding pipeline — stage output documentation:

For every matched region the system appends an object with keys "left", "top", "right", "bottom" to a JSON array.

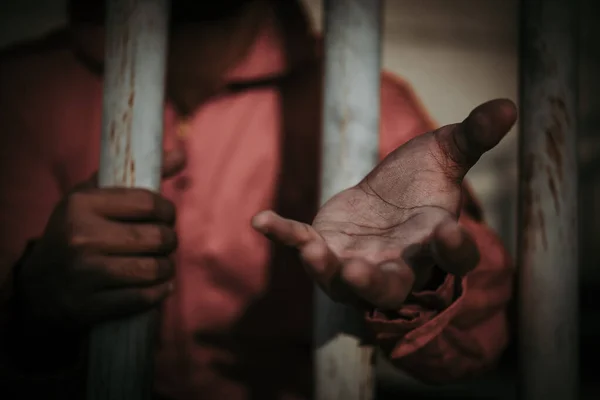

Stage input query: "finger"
[
  {"left": 434, "top": 99, "right": 518, "bottom": 180},
  {"left": 299, "top": 239, "right": 340, "bottom": 289},
  {"left": 300, "top": 244, "right": 375, "bottom": 309},
  {"left": 71, "top": 172, "right": 98, "bottom": 191},
  {"left": 79, "top": 256, "right": 174, "bottom": 290},
  {"left": 251, "top": 210, "right": 319, "bottom": 247},
  {"left": 341, "top": 258, "right": 415, "bottom": 310},
  {"left": 252, "top": 211, "right": 343, "bottom": 290},
  {"left": 71, "top": 220, "right": 178, "bottom": 255},
  {"left": 82, "top": 281, "right": 174, "bottom": 323},
  {"left": 161, "top": 148, "right": 187, "bottom": 179},
  {"left": 431, "top": 219, "right": 479, "bottom": 276},
  {"left": 77, "top": 188, "right": 176, "bottom": 225}
]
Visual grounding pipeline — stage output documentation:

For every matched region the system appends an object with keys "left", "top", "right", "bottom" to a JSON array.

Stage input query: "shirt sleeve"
[{"left": 366, "top": 72, "right": 514, "bottom": 384}]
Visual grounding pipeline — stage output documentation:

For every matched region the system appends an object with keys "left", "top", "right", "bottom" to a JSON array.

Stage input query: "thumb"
[
  {"left": 161, "top": 148, "right": 187, "bottom": 179},
  {"left": 434, "top": 99, "right": 517, "bottom": 181},
  {"left": 76, "top": 149, "right": 187, "bottom": 190}
]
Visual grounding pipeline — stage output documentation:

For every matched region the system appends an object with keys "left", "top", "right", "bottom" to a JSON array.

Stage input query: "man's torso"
[{"left": 0, "top": 22, "right": 433, "bottom": 399}]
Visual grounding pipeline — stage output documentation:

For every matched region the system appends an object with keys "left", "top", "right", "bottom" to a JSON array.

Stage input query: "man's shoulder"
[
  {"left": 379, "top": 71, "right": 435, "bottom": 130},
  {"left": 0, "top": 30, "right": 99, "bottom": 156},
  {"left": 298, "top": 48, "right": 434, "bottom": 132},
  {"left": 377, "top": 71, "right": 436, "bottom": 157},
  {"left": 0, "top": 30, "right": 84, "bottom": 100}
]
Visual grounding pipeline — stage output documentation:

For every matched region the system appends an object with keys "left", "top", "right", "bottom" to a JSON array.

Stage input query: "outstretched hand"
[{"left": 252, "top": 99, "right": 517, "bottom": 311}]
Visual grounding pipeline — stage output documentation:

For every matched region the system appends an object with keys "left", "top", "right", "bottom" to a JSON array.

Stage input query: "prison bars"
[
  {"left": 517, "top": 0, "right": 579, "bottom": 399},
  {"left": 314, "top": 1, "right": 382, "bottom": 399},
  {"left": 87, "top": 1, "right": 169, "bottom": 399},
  {"left": 88, "top": 0, "right": 581, "bottom": 399}
]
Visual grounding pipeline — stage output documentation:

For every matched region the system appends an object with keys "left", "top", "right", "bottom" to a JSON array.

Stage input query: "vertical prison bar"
[
  {"left": 87, "top": 0, "right": 169, "bottom": 399},
  {"left": 518, "top": 0, "right": 579, "bottom": 399},
  {"left": 316, "top": 1, "right": 382, "bottom": 399}
]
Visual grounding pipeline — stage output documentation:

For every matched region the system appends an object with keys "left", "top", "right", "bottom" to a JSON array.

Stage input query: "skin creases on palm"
[
  {"left": 311, "top": 133, "right": 463, "bottom": 300},
  {"left": 253, "top": 99, "right": 518, "bottom": 309}
]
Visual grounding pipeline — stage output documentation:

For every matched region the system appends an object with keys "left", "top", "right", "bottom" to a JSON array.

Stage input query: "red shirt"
[{"left": 0, "top": 4, "right": 513, "bottom": 400}]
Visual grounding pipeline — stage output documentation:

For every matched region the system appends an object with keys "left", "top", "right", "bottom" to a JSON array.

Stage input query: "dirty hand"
[
  {"left": 252, "top": 99, "right": 517, "bottom": 310},
  {"left": 16, "top": 149, "right": 186, "bottom": 327}
]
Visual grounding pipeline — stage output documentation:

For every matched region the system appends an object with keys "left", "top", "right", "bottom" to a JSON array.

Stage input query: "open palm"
[{"left": 252, "top": 99, "right": 517, "bottom": 310}]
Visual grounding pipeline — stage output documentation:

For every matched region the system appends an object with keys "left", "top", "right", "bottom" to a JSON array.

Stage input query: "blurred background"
[{"left": 1, "top": 0, "right": 598, "bottom": 398}]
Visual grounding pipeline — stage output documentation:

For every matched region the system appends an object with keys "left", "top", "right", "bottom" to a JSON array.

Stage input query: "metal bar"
[
  {"left": 316, "top": 1, "right": 382, "bottom": 399},
  {"left": 87, "top": 0, "right": 169, "bottom": 399},
  {"left": 517, "top": 0, "right": 579, "bottom": 399}
]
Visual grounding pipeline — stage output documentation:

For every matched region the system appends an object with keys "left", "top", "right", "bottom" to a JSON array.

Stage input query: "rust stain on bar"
[
  {"left": 522, "top": 97, "right": 571, "bottom": 252},
  {"left": 545, "top": 94, "right": 570, "bottom": 214},
  {"left": 537, "top": 208, "right": 547, "bottom": 250},
  {"left": 90, "top": 1, "right": 168, "bottom": 399},
  {"left": 545, "top": 125, "right": 563, "bottom": 179},
  {"left": 106, "top": 4, "right": 138, "bottom": 188},
  {"left": 128, "top": 91, "right": 135, "bottom": 107},
  {"left": 518, "top": 0, "right": 578, "bottom": 398},
  {"left": 547, "top": 172, "right": 560, "bottom": 214}
]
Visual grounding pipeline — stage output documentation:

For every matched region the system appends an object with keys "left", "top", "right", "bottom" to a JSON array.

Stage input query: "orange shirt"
[{"left": 0, "top": 5, "right": 513, "bottom": 400}]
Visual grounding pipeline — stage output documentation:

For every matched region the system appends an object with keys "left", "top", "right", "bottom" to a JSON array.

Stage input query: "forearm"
[{"left": 1, "top": 241, "right": 87, "bottom": 383}]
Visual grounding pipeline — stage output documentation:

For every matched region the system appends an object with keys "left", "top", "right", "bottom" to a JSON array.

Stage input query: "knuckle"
[
  {"left": 131, "top": 258, "right": 155, "bottom": 281},
  {"left": 115, "top": 259, "right": 142, "bottom": 282},
  {"left": 63, "top": 194, "right": 98, "bottom": 251},
  {"left": 124, "top": 225, "right": 144, "bottom": 244},
  {"left": 67, "top": 231, "right": 93, "bottom": 250}
]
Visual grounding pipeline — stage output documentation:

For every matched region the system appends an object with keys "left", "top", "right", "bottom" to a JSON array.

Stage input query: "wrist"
[{"left": 9, "top": 240, "right": 87, "bottom": 373}]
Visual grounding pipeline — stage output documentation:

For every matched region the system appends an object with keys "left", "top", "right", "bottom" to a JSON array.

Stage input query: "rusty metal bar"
[
  {"left": 518, "top": 0, "right": 579, "bottom": 399},
  {"left": 316, "top": 1, "right": 382, "bottom": 399},
  {"left": 87, "top": 0, "right": 169, "bottom": 399}
]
